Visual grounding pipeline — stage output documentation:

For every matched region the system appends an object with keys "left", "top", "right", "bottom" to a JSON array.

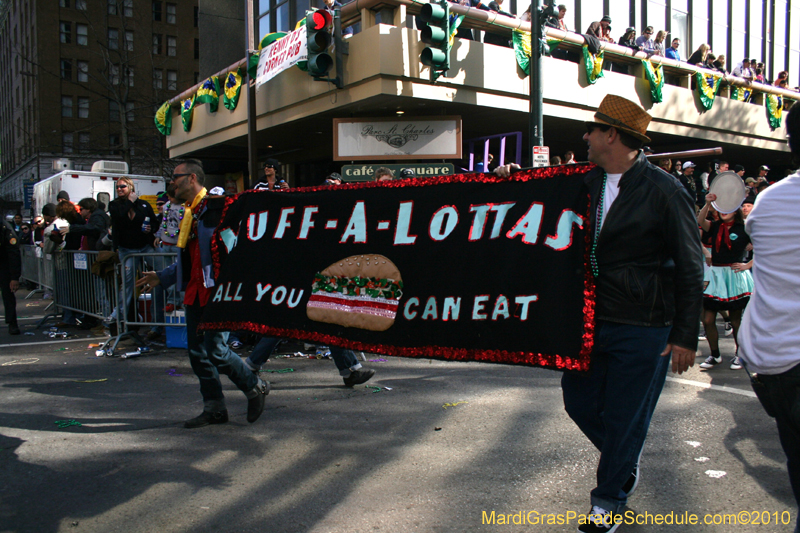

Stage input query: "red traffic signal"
[{"left": 309, "top": 9, "right": 332, "bottom": 31}]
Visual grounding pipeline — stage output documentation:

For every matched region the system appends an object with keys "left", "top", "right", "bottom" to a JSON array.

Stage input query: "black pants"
[
  {"left": 0, "top": 271, "right": 17, "bottom": 326},
  {"left": 751, "top": 362, "right": 800, "bottom": 519}
]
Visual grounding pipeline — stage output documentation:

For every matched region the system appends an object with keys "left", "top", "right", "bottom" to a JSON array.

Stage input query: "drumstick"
[{"left": 645, "top": 147, "right": 723, "bottom": 160}]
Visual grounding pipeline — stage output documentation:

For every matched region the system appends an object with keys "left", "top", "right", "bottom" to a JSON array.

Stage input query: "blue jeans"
[
  {"left": 561, "top": 320, "right": 671, "bottom": 513},
  {"left": 247, "top": 336, "right": 362, "bottom": 376},
  {"left": 751, "top": 362, "right": 800, "bottom": 531},
  {"left": 185, "top": 303, "right": 258, "bottom": 412},
  {"left": 118, "top": 245, "right": 154, "bottom": 323}
]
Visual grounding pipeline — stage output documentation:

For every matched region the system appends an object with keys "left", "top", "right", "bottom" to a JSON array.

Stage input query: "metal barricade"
[
  {"left": 51, "top": 250, "right": 117, "bottom": 322},
  {"left": 19, "top": 245, "right": 45, "bottom": 298},
  {"left": 101, "top": 250, "right": 182, "bottom": 357}
]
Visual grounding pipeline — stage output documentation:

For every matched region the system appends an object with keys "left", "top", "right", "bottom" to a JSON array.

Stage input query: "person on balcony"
[
  {"left": 483, "top": 0, "right": 514, "bottom": 48},
  {"left": 664, "top": 38, "right": 681, "bottom": 61},
  {"left": 732, "top": 58, "right": 754, "bottom": 81},
  {"left": 586, "top": 15, "right": 614, "bottom": 43},
  {"left": 634, "top": 26, "right": 655, "bottom": 53},
  {"left": 686, "top": 43, "right": 710, "bottom": 66},
  {"left": 652, "top": 30, "right": 667, "bottom": 55},
  {"left": 618, "top": 27, "right": 639, "bottom": 52}
]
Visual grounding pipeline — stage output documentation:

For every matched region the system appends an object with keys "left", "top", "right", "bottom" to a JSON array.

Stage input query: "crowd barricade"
[
  {"left": 19, "top": 245, "right": 45, "bottom": 297},
  {"left": 52, "top": 250, "right": 118, "bottom": 324},
  {"left": 99, "top": 250, "right": 183, "bottom": 357}
]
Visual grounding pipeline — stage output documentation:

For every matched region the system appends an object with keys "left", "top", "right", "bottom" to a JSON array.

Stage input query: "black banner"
[{"left": 200, "top": 165, "right": 596, "bottom": 371}]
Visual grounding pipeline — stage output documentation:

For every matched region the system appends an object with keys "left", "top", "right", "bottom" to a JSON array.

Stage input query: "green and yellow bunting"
[
  {"left": 582, "top": 45, "right": 604, "bottom": 84},
  {"left": 181, "top": 94, "right": 195, "bottom": 132},
  {"left": 730, "top": 86, "right": 753, "bottom": 103},
  {"left": 766, "top": 94, "right": 783, "bottom": 129},
  {"left": 641, "top": 59, "right": 664, "bottom": 103},
  {"left": 512, "top": 30, "right": 531, "bottom": 75},
  {"left": 154, "top": 101, "right": 172, "bottom": 136},
  {"left": 223, "top": 68, "right": 243, "bottom": 111},
  {"left": 448, "top": 13, "right": 464, "bottom": 46},
  {"left": 195, "top": 76, "right": 221, "bottom": 112},
  {"left": 695, "top": 71, "right": 722, "bottom": 110}
]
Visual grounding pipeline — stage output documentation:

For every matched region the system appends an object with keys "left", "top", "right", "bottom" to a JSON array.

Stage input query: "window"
[
  {"left": 123, "top": 0, "right": 132, "bottom": 17},
  {"left": 60, "top": 21, "right": 71, "bottom": 43},
  {"left": 109, "top": 101, "right": 120, "bottom": 121},
  {"left": 63, "top": 133, "right": 73, "bottom": 153},
  {"left": 166, "top": 3, "right": 176, "bottom": 23},
  {"left": 152, "top": 34, "right": 162, "bottom": 54},
  {"left": 61, "top": 59, "right": 72, "bottom": 80},
  {"left": 125, "top": 31, "right": 133, "bottom": 51},
  {"left": 108, "top": 28, "right": 118, "bottom": 50},
  {"left": 75, "top": 0, "right": 86, "bottom": 9},
  {"left": 78, "top": 97, "right": 89, "bottom": 118},
  {"left": 126, "top": 102, "right": 135, "bottom": 122},
  {"left": 109, "top": 134, "right": 121, "bottom": 154},
  {"left": 167, "top": 35, "right": 176, "bottom": 56},
  {"left": 152, "top": 1, "right": 162, "bottom": 21},
  {"left": 107, "top": 0, "right": 116, "bottom": 15},
  {"left": 59, "top": 0, "right": 69, "bottom": 7},
  {"left": 79, "top": 133, "right": 90, "bottom": 150},
  {"left": 61, "top": 96, "right": 73, "bottom": 117},
  {"left": 110, "top": 64, "right": 119, "bottom": 85},
  {"left": 711, "top": 0, "right": 728, "bottom": 60},
  {"left": 76, "top": 24, "right": 87, "bottom": 46},
  {"left": 167, "top": 69, "right": 177, "bottom": 90},
  {"left": 194, "top": 38, "right": 199, "bottom": 59},
  {"left": 77, "top": 60, "right": 88, "bottom": 82},
  {"left": 153, "top": 68, "right": 163, "bottom": 89},
  {"left": 126, "top": 67, "right": 134, "bottom": 87}
]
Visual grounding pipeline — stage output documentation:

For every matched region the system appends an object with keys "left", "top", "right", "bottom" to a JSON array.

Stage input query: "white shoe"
[{"left": 699, "top": 355, "right": 722, "bottom": 369}]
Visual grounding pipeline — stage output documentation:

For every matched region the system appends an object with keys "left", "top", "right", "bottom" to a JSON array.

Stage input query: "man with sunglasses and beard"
[{"left": 136, "top": 159, "right": 269, "bottom": 428}]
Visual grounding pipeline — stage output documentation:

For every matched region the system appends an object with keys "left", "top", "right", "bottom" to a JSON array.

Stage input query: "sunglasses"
[
  {"left": 264, "top": 165, "right": 275, "bottom": 170},
  {"left": 156, "top": 202, "right": 166, "bottom": 206},
  {"left": 116, "top": 184, "right": 128, "bottom": 189}
]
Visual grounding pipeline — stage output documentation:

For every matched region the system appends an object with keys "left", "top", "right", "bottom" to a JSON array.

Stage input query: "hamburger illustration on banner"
[{"left": 307, "top": 254, "right": 403, "bottom": 331}]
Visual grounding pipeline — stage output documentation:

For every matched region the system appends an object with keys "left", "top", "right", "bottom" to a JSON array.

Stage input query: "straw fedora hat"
[{"left": 586, "top": 94, "right": 652, "bottom": 143}]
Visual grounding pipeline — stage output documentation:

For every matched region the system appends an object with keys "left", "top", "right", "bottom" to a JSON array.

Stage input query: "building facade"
[{"left": 0, "top": 0, "right": 199, "bottom": 214}]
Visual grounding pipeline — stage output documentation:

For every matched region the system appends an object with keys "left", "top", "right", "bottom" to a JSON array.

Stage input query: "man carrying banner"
[
  {"left": 498, "top": 94, "right": 703, "bottom": 532},
  {"left": 136, "top": 160, "right": 269, "bottom": 429}
]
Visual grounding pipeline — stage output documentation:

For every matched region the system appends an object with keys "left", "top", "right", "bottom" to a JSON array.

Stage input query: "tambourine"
[{"left": 709, "top": 171, "right": 747, "bottom": 214}]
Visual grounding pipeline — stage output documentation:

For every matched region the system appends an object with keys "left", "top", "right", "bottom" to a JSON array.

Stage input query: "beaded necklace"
[
  {"left": 160, "top": 202, "right": 185, "bottom": 238},
  {"left": 589, "top": 172, "right": 608, "bottom": 278}
]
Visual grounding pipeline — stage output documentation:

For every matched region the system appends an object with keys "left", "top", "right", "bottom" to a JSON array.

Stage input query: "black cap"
[
  {"left": 42, "top": 203, "right": 57, "bottom": 217},
  {"left": 399, "top": 168, "right": 415, "bottom": 178},
  {"left": 57, "top": 190, "right": 70, "bottom": 201},
  {"left": 742, "top": 195, "right": 756, "bottom": 205},
  {"left": 157, "top": 192, "right": 169, "bottom": 203},
  {"left": 601, "top": 15, "right": 611, "bottom": 22},
  {"left": 734, "top": 164, "right": 745, "bottom": 173},
  {"left": 264, "top": 158, "right": 280, "bottom": 168},
  {"left": 325, "top": 172, "right": 342, "bottom": 182}
]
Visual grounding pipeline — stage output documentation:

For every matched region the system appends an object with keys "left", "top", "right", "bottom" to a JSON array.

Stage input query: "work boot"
[
  {"left": 8, "top": 324, "right": 21, "bottom": 335},
  {"left": 246, "top": 379, "right": 270, "bottom": 423},
  {"left": 184, "top": 410, "right": 229, "bottom": 429}
]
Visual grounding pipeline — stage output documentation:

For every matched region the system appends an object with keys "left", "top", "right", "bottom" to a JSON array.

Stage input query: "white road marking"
[
  {"left": 666, "top": 376, "right": 757, "bottom": 398},
  {"left": 0, "top": 337, "right": 107, "bottom": 349}
]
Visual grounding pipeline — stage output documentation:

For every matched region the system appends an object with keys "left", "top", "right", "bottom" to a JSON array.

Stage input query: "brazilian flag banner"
[
  {"left": 512, "top": 31, "right": 562, "bottom": 76},
  {"left": 223, "top": 68, "right": 243, "bottom": 111},
  {"left": 730, "top": 85, "right": 753, "bottom": 103},
  {"left": 766, "top": 94, "right": 783, "bottom": 129},
  {"left": 154, "top": 101, "right": 172, "bottom": 136},
  {"left": 181, "top": 94, "right": 195, "bottom": 132},
  {"left": 695, "top": 71, "right": 722, "bottom": 110},
  {"left": 196, "top": 76, "right": 221, "bottom": 112},
  {"left": 642, "top": 59, "right": 664, "bottom": 103},
  {"left": 582, "top": 45, "right": 604, "bottom": 84},
  {"left": 448, "top": 13, "right": 464, "bottom": 46}
]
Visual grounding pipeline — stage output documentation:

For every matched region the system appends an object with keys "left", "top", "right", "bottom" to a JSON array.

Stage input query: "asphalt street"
[{"left": 1, "top": 293, "right": 796, "bottom": 533}]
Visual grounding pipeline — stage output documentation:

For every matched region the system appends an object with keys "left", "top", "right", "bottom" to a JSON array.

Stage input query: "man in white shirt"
[
  {"left": 732, "top": 58, "right": 754, "bottom": 81},
  {"left": 739, "top": 101, "right": 800, "bottom": 532}
]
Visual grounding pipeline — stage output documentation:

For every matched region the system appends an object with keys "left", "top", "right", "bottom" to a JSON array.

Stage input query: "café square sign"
[{"left": 334, "top": 117, "right": 462, "bottom": 161}]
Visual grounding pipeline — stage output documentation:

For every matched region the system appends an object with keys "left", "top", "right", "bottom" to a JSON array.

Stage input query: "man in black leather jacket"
[{"left": 498, "top": 95, "right": 703, "bottom": 533}]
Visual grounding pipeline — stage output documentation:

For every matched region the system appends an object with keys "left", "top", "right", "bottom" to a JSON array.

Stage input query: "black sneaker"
[
  {"left": 343, "top": 368, "right": 376, "bottom": 387},
  {"left": 621, "top": 463, "right": 639, "bottom": 497},
  {"left": 578, "top": 506, "right": 620, "bottom": 533},
  {"left": 8, "top": 324, "right": 21, "bottom": 335},
  {"left": 246, "top": 379, "right": 270, "bottom": 423},
  {"left": 184, "top": 410, "right": 229, "bottom": 429}
]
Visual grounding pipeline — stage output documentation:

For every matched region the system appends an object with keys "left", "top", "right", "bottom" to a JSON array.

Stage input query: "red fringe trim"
[{"left": 703, "top": 293, "right": 751, "bottom": 302}]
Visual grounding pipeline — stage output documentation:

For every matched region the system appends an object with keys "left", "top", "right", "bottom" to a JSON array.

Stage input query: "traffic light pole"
[
  {"left": 245, "top": 0, "right": 259, "bottom": 190},
  {"left": 529, "top": 0, "right": 544, "bottom": 162}
]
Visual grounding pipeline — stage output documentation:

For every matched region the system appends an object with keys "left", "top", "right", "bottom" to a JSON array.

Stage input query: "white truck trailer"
[{"left": 32, "top": 161, "right": 166, "bottom": 216}]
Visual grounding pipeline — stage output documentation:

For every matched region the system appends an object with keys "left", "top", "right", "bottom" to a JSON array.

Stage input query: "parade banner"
[
  {"left": 695, "top": 71, "right": 722, "bottom": 110},
  {"left": 642, "top": 59, "right": 664, "bottom": 103},
  {"left": 766, "top": 94, "right": 783, "bottom": 129},
  {"left": 200, "top": 166, "right": 596, "bottom": 371},
  {"left": 582, "top": 46, "right": 604, "bottom": 85}
]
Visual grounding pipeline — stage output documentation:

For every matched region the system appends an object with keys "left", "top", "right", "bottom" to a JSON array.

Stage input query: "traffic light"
[
  {"left": 419, "top": 0, "right": 450, "bottom": 81},
  {"left": 306, "top": 8, "right": 333, "bottom": 77}
]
